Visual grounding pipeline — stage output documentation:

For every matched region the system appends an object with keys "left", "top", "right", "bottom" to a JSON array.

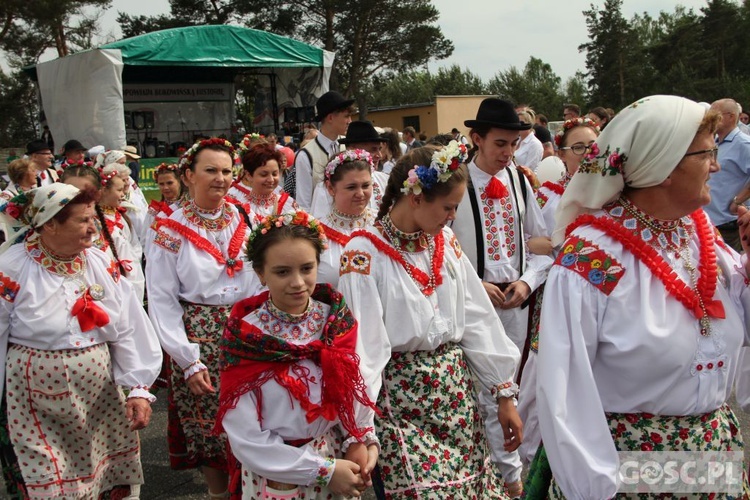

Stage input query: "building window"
[{"left": 403, "top": 116, "right": 420, "bottom": 131}]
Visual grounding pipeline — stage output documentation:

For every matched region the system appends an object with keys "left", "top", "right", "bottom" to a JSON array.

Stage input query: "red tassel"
[
  {"left": 71, "top": 290, "right": 110, "bottom": 332},
  {"left": 485, "top": 176, "right": 508, "bottom": 199}
]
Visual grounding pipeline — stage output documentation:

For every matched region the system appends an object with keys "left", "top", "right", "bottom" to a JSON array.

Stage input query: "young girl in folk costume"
[
  {"left": 337, "top": 142, "right": 523, "bottom": 499},
  {"left": 144, "top": 163, "right": 187, "bottom": 243},
  {"left": 315, "top": 149, "right": 376, "bottom": 287},
  {"left": 215, "top": 210, "right": 379, "bottom": 499},
  {"left": 227, "top": 144, "right": 297, "bottom": 224},
  {"left": 147, "top": 138, "right": 264, "bottom": 498},
  {"left": 94, "top": 164, "right": 146, "bottom": 302},
  {"left": 516, "top": 117, "right": 601, "bottom": 466}
]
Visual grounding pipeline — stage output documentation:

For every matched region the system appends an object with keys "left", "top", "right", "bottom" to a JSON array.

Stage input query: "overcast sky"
[{"left": 97, "top": 0, "right": 710, "bottom": 82}]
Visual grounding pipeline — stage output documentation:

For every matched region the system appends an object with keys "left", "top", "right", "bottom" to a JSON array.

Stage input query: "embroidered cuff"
[
  {"left": 491, "top": 381, "right": 519, "bottom": 400},
  {"left": 127, "top": 386, "right": 156, "bottom": 403},
  {"left": 314, "top": 457, "right": 335, "bottom": 487},
  {"left": 341, "top": 430, "right": 380, "bottom": 453},
  {"left": 183, "top": 360, "right": 208, "bottom": 380}
]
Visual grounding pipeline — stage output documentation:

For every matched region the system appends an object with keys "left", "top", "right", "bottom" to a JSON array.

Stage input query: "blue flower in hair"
[{"left": 415, "top": 165, "right": 438, "bottom": 190}]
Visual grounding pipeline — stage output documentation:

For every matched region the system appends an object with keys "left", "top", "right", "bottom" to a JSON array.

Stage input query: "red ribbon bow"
[
  {"left": 694, "top": 299, "right": 726, "bottom": 321},
  {"left": 71, "top": 290, "right": 110, "bottom": 332},
  {"left": 305, "top": 402, "right": 337, "bottom": 423},
  {"left": 485, "top": 176, "right": 508, "bottom": 199}
]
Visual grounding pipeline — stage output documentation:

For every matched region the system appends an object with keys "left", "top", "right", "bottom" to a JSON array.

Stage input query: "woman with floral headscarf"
[
  {"left": 530, "top": 95, "right": 750, "bottom": 499},
  {"left": 147, "top": 138, "right": 264, "bottom": 498},
  {"left": 0, "top": 182, "right": 161, "bottom": 499},
  {"left": 338, "top": 143, "right": 522, "bottom": 499}
]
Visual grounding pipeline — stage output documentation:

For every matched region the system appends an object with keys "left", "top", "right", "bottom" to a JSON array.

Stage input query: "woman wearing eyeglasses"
[{"left": 527, "top": 96, "right": 750, "bottom": 499}]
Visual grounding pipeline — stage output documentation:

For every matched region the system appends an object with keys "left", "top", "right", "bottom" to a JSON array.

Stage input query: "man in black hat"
[
  {"left": 57, "top": 139, "right": 88, "bottom": 169},
  {"left": 25, "top": 139, "right": 59, "bottom": 187},
  {"left": 451, "top": 97, "right": 553, "bottom": 496},
  {"left": 287, "top": 90, "right": 354, "bottom": 209},
  {"left": 309, "top": 120, "right": 388, "bottom": 215}
]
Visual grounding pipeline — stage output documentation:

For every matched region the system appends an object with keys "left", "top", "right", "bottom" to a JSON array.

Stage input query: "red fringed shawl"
[{"left": 214, "top": 284, "right": 378, "bottom": 441}]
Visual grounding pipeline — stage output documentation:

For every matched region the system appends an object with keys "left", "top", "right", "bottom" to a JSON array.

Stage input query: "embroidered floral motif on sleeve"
[
  {"left": 0, "top": 273, "right": 20, "bottom": 303},
  {"left": 315, "top": 457, "right": 335, "bottom": 486},
  {"left": 340, "top": 250, "right": 372, "bottom": 276},
  {"left": 153, "top": 229, "right": 182, "bottom": 254},
  {"left": 106, "top": 260, "right": 121, "bottom": 283},
  {"left": 536, "top": 190, "right": 549, "bottom": 209},
  {"left": 449, "top": 234, "right": 462, "bottom": 258},
  {"left": 491, "top": 380, "right": 519, "bottom": 399},
  {"left": 555, "top": 235, "right": 625, "bottom": 295}
]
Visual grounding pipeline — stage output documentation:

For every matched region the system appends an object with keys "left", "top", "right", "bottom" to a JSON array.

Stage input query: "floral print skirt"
[
  {"left": 544, "top": 405, "right": 750, "bottom": 499},
  {"left": 167, "top": 302, "right": 230, "bottom": 471},
  {"left": 1, "top": 343, "right": 142, "bottom": 499},
  {"left": 376, "top": 342, "right": 508, "bottom": 499}
]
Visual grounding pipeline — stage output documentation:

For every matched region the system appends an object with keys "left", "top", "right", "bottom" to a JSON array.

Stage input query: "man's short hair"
[{"left": 563, "top": 103, "right": 581, "bottom": 116}]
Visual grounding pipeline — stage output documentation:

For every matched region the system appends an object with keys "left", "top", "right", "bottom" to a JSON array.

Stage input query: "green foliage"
[
  {"left": 367, "top": 65, "right": 484, "bottom": 109},
  {"left": 487, "top": 57, "right": 566, "bottom": 119},
  {"left": 0, "top": 70, "right": 38, "bottom": 146}
]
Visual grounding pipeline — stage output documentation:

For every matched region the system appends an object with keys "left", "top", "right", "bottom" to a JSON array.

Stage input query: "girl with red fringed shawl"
[{"left": 215, "top": 210, "right": 379, "bottom": 500}]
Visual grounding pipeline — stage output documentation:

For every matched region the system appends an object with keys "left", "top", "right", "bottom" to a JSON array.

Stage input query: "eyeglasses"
[
  {"left": 558, "top": 143, "right": 592, "bottom": 155},
  {"left": 683, "top": 147, "right": 719, "bottom": 162}
]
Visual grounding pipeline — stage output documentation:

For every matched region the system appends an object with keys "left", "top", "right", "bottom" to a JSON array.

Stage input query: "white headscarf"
[
  {"left": 0, "top": 182, "right": 82, "bottom": 254},
  {"left": 94, "top": 150, "right": 126, "bottom": 169},
  {"left": 553, "top": 95, "right": 707, "bottom": 245}
]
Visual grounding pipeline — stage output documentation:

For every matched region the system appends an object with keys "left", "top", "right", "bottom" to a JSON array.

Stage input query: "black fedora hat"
[
  {"left": 464, "top": 98, "right": 532, "bottom": 131},
  {"left": 340, "top": 121, "right": 383, "bottom": 144},
  {"left": 315, "top": 91, "right": 355, "bottom": 122},
  {"left": 26, "top": 139, "right": 52, "bottom": 155},
  {"left": 62, "top": 139, "right": 87, "bottom": 153}
]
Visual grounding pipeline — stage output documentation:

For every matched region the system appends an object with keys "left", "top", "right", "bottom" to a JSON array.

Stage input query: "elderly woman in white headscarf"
[
  {"left": 0, "top": 183, "right": 161, "bottom": 499},
  {"left": 530, "top": 95, "right": 750, "bottom": 499}
]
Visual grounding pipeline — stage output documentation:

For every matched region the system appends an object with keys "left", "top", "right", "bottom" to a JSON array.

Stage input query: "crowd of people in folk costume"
[{"left": 1, "top": 91, "right": 750, "bottom": 500}]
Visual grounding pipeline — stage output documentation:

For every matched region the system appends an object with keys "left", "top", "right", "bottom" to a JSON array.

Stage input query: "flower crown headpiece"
[
  {"left": 325, "top": 149, "right": 374, "bottom": 180},
  {"left": 98, "top": 167, "right": 119, "bottom": 188},
  {"left": 554, "top": 117, "right": 600, "bottom": 147},
  {"left": 401, "top": 140, "right": 468, "bottom": 195},
  {"left": 236, "top": 133, "right": 266, "bottom": 156},
  {"left": 153, "top": 162, "right": 180, "bottom": 181},
  {"left": 178, "top": 138, "right": 236, "bottom": 171},
  {"left": 247, "top": 210, "right": 328, "bottom": 255}
]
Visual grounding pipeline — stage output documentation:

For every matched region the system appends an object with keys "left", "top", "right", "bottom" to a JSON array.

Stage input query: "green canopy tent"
[{"left": 26, "top": 25, "right": 334, "bottom": 160}]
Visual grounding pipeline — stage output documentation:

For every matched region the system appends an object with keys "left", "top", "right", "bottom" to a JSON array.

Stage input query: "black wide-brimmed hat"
[
  {"left": 315, "top": 91, "right": 355, "bottom": 121},
  {"left": 62, "top": 139, "right": 87, "bottom": 153},
  {"left": 464, "top": 98, "right": 532, "bottom": 131},
  {"left": 340, "top": 121, "right": 383, "bottom": 144},
  {"left": 26, "top": 139, "right": 52, "bottom": 155}
]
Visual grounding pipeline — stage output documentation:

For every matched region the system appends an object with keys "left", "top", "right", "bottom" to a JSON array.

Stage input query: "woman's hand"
[
  {"left": 497, "top": 396, "right": 523, "bottom": 452},
  {"left": 186, "top": 369, "right": 214, "bottom": 396},
  {"left": 328, "top": 459, "right": 366, "bottom": 497},
  {"left": 126, "top": 398, "right": 152, "bottom": 430}
]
